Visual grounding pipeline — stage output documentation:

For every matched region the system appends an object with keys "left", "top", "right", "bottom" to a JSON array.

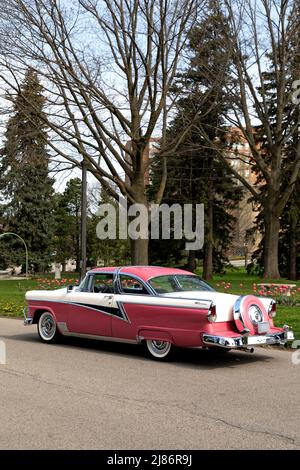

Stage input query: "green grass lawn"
[{"left": 0, "top": 268, "right": 299, "bottom": 339}]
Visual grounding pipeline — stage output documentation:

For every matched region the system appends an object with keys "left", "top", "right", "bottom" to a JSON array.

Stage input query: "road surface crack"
[
  {"left": 1, "top": 367, "right": 298, "bottom": 447},
  {"left": 102, "top": 393, "right": 299, "bottom": 447}
]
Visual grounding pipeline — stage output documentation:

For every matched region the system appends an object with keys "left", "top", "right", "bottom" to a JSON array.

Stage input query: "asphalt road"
[{"left": 0, "top": 317, "right": 299, "bottom": 450}]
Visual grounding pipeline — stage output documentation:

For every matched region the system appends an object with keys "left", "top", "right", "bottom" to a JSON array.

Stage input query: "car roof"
[{"left": 88, "top": 266, "right": 195, "bottom": 282}]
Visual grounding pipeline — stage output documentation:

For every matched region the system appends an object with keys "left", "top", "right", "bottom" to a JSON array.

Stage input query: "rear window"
[{"left": 149, "top": 275, "right": 215, "bottom": 294}]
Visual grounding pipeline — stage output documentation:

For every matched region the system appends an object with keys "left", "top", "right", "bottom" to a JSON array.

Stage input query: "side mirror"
[{"left": 67, "top": 284, "right": 74, "bottom": 293}]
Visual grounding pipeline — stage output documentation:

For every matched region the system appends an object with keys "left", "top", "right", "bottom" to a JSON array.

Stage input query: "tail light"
[
  {"left": 208, "top": 303, "right": 217, "bottom": 322},
  {"left": 268, "top": 299, "right": 276, "bottom": 318}
]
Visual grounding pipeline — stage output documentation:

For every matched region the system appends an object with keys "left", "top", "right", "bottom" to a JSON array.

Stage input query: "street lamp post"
[
  {"left": 80, "top": 160, "right": 87, "bottom": 282},
  {"left": 0, "top": 232, "right": 29, "bottom": 278}
]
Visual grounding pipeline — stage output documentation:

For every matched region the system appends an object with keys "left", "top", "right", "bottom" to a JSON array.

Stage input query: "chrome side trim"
[
  {"left": 117, "top": 302, "right": 131, "bottom": 323},
  {"left": 118, "top": 300, "right": 211, "bottom": 310},
  {"left": 26, "top": 299, "right": 130, "bottom": 323},
  {"left": 158, "top": 296, "right": 213, "bottom": 306},
  {"left": 65, "top": 301, "right": 129, "bottom": 323},
  {"left": 57, "top": 322, "right": 69, "bottom": 333},
  {"left": 61, "top": 330, "right": 138, "bottom": 344}
]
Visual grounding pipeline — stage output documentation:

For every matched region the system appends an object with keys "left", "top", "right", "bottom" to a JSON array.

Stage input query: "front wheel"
[
  {"left": 144, "top": 339, "right": 174, "bottom": 361},
  {"left": 37, "top": 312, "right": 60, "bottom": 343}
]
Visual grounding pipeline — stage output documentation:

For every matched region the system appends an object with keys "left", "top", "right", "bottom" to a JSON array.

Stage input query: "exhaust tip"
[{"left": 241, "top": 347, "right": 255, "bottom": 353}]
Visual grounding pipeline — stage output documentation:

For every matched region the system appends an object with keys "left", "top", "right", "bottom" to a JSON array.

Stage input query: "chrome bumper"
[
  {"left": 203, "top": 328, "right": 294, "bottom": 349},
  {"left": 23, "top": 307, "right": 33, "bottom": 325}
]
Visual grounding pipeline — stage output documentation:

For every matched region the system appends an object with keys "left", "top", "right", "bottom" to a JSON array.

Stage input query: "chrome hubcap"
[
  {"left": 40, "top": 314, "right": 55, "bottom": 339},
  {"left": 248, "top": 304, "right": 263, "bottom": 325},
  {"left": 147, "top": 340, "right": 171, "bottom": 357}
]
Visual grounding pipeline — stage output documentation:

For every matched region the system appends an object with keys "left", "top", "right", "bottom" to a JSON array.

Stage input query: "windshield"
[{"left": 148, "top": 275, "right": 215, "bottom": 294}]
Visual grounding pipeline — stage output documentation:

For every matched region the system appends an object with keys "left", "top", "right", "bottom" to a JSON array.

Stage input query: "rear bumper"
[{"left": 203, "top": 327, "right": 294, "bottom": 349}]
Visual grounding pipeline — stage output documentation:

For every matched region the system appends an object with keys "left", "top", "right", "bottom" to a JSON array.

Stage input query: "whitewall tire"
[
  {"left": 37, "top": 312, "right": 60, "bottom": 343},
  {"left": 145, "top": 339, "right": 174, "bottom": 360}
]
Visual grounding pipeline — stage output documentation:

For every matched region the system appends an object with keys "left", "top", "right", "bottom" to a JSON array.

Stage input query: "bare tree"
[
  {"left": 226, "top": 0, "right": 300, "bottom": 279},
  {"left": 0, "top": 0, "right": 204, "bottom": 264},
  {"left": 195, "top": 0, "right": 300, "bottom": 278}
]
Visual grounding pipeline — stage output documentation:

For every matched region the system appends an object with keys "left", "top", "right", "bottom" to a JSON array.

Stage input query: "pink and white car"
[{"left": 24, "top": 266, "right": 294, "bottom": 360}]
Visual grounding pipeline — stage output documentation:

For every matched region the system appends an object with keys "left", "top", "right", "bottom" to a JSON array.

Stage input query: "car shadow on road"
[
  {"left": 6, "top": 331, "right": 274, "bottom": 369},
  {"left": 172, "top": 347, "right": 272, "bottom": 369}
]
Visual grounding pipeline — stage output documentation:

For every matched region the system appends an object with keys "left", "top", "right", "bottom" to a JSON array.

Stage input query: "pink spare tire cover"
[{"left": 233, "top": 295, "right": 269, "bottom": 335}]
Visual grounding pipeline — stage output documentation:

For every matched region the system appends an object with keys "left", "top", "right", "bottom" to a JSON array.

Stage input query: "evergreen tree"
[
  {"left": 0, "top": 208, "right": 11, "bottom": 270},
  {"left": 0, "top": 69, "right": 54, "bottom": 272},
  {"left": 53, "top": 178, "right": 82, "bottom": 272}
]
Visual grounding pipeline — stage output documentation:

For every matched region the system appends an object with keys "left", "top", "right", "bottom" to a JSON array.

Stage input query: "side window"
[
  {"left": 84, "top": 274, "right": 114, "bottom": 293},
  {"left": 119, "top": 275, "right": 149, "bottom": 295}
]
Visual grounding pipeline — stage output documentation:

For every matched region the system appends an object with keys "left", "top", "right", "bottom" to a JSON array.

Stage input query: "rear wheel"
[
  {"left": 37, "top": 312, "right": 60, "bottom": 343},
  {"left": 144, "top": 339, "right": 174, "bottom": 360}
]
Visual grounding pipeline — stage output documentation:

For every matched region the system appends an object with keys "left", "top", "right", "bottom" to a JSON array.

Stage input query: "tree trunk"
[
  {"left": 244, "top": 247, "right": 248, "bottom": 269},
  {"left": 263, "top": 210, "right": 280, "bottom": 279},
  {"left": 186, "top": 250, "right": 196, "bottom": 272},
  {"left": 75, "top": 253, "right": 81, "bottom": 272},
  {"left": 130, "top": 238, "right": 149, "bottom": 265},
  {"left": 129, "top": 180, "right": 149, "bottom": 265},
  {"left": 203, "top": 240, "right": 213, "bottom": 280},
  {"left": 288, "top": 221, "right": 297, "bottom": 280},
  {"left": 203, "top": 199, "right": 213, "bottom": 280}
]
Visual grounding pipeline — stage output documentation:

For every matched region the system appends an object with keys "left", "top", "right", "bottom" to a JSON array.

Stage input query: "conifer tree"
[{"left": 0, "top": 69, "right": 54, "bottom": 272}]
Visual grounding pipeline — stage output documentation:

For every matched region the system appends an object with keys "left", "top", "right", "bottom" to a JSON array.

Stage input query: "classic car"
[{"left": 24, "top": 266, "right": 294, "bottom": 360}]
